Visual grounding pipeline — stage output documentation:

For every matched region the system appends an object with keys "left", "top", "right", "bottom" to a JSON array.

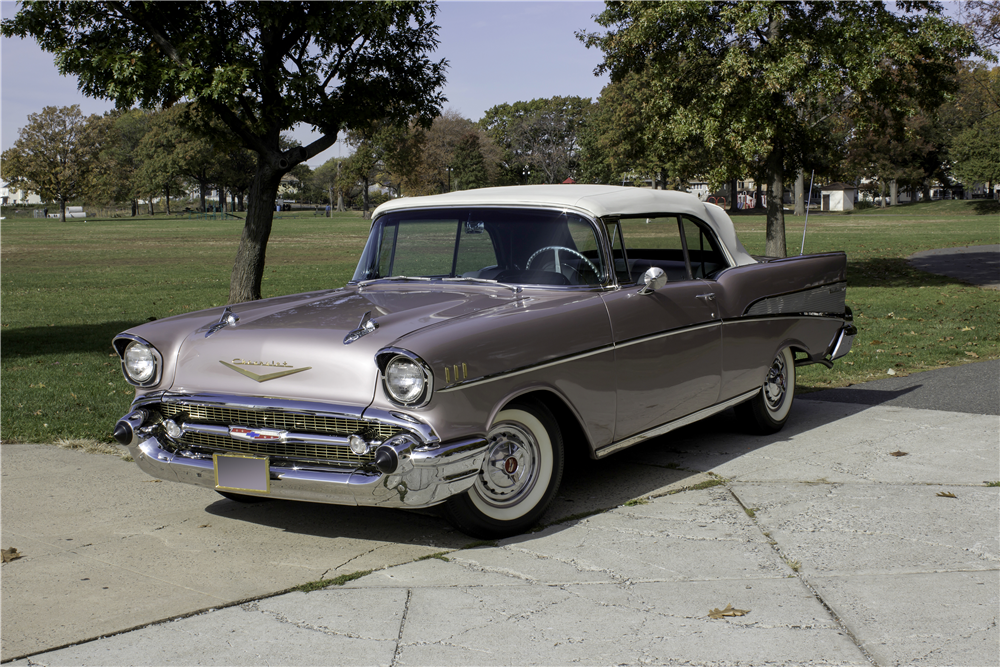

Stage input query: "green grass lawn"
[{"left": 2, "top": 200, "right": 998, "bottom": 444}]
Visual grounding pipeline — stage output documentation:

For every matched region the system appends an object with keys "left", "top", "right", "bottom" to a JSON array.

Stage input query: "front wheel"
[
  {"left": 735, "top": 347, "right": 796, "bottom": 434},
  {"left": 445, "top": 401, "right": 564, "bottom": 539}
]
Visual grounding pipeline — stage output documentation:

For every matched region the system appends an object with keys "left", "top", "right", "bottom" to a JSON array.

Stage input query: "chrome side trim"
[
  {"left": 595, "top": 389, "right": 760, "bottom": 459},
  {"left": 614, "top": 321, "right": 719, "bottom": 351},
  {"left": 743, "top": 282, "right": 847, "bottom": 317},
  {"left": 721, "top": 314, "right": 847, "bottom": 327},
  {"left": 439, "top": 321, "right": 722, "bottom": 394},
  {"left": 437, "top": 345, "right": 613, "bottom": 393}
]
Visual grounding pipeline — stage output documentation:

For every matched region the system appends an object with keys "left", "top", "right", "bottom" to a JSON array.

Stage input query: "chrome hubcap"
[
  {"left": 478, "top": 424, "right": 539, "bottom": 505},
  {"left": 763, "top": 354, "right": 787, "bottom": 410}
]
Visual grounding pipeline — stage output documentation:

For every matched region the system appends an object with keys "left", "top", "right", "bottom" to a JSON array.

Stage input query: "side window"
[
  {"left": 618, "top": 216, "right": 691, "bottom": 283},
  {"left": 605, "top": 220, "right": 631, "bottom": 283},
  {"left": 681, "top": 216, "right": 728, "bottom": 278},
  {"left": 618, "top": 215, "right": 729, "bottom": 283}
]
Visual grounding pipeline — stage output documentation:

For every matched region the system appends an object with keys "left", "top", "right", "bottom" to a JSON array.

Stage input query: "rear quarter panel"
[{"left": 713, "top": 253, "right": 848, "bottom": 400}]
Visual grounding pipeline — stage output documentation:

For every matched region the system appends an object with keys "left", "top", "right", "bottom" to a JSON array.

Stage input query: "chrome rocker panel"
[{"left": 124, "top": 433, "right": 488, "bottom": 509}]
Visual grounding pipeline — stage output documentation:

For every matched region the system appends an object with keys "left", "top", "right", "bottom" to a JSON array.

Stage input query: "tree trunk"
[
  {"left": 131, "top": 199, "right": 137, "bottom": 217},
  {"left": 200, "top": 183, "right": 208, "bottom": 212},
  {"left": 165, "top": 184, "right": 172, "bottom": 215},
  {"left": 794, "top": 170, "right": 805, "bottom": 215},
  {"left": 148, "top": 198, "right": 154, "bottom": 215},
  {"left": 728, "top": 178, "right": 737, "bottom": 212},
  {"left": 921, "top": 180, "right": 931, "bottom": 203},
  {"left": 764, "top": 147, "right": 786, "bottom": 258},
  {"left": 228, "top": 166, "right": 283, "bottom": 303},
  {"left": 337, "top": 191, "right": 345, "bottom": 212},
  {"left": 60, "top": 198, "right": 67, "bottom": 223},
  {"left": 890, "top": 180, "right": 898, "bottom": 206},
  {"left": 363, "top": 176, "right": 371, "bottom": 219}
]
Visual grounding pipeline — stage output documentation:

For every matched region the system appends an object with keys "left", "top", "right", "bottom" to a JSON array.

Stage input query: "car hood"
[{"left": 165, "top": 284, "right": 517, "bottom": 405}]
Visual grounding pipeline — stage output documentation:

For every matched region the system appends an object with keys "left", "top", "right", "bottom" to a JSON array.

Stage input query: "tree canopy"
[
  {"left": 580, "top": 0, "right": 978, "bottom": 256},
  {"left": 3, "top": 1, "right": 447, "bottom": 302},
  {"left": 1, "top": 105, "right": 102, "bottom": 221}
]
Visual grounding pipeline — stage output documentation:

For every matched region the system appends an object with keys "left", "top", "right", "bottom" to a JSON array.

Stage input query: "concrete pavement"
[{"left": 3, "top": 363, "right": 997, "bottom": 666}]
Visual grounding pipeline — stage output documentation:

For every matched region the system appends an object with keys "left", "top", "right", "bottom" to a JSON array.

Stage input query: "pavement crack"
[
  {"left": 728, "top": 486, "right": 880, "bottom": 666},
  {"left": 390, "top": 588, "right": 412, "bottom": 667},
  {"left": 246, "top": 603, "right": 394, "bottom": 643}
]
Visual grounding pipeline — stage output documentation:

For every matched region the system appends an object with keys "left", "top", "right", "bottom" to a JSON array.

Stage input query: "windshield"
[{"left": 352, "top": 207, "right": 606, "bottom": 286}]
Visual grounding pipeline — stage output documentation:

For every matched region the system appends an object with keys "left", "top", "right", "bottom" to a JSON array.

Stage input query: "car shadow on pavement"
[{"left": 202, "top": 401, "right": 873, "bottom": 543}]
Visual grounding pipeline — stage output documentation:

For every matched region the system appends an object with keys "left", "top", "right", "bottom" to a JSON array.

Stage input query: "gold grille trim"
[{"left": 159, "top": 402, "right": 401, "bottom": 464}]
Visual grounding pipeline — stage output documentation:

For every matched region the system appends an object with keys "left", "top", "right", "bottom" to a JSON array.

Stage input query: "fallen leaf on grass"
[
  {"left": 708, "top": 604, "right": 750, "bottom": 619},
  {"left": 965, "top": 352, "right": 979, "bottom": 358},
  {"left": 889, "top": 450, "right": 908, "bottom": 457},
  {"left": 2, "top": 547, "right": 23, "bottom": 563},
  {"left": 936, "top": 492, "right": 958, "bottom": 498}
]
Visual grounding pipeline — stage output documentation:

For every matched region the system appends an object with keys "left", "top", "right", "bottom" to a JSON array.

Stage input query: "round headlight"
[
  {"left": 123, "top": 341, "right": 156, "bottom": 384},
  {"left": 385, "top": 356, "right": 426, "bottom": 404}
]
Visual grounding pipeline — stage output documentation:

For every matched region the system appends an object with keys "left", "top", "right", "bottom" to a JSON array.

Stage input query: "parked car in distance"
[{"left": 113, "top": 185, "right": 856, "bottom": 538}]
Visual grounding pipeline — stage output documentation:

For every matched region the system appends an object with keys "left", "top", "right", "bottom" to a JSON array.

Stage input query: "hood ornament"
[
  {"left": 344, "top": 311, "right": 379, "bottom": 345},
  {"left": 205, "top": 306, "right": 239, "bottom": 338},
  {"left": 220, "top": 360, "right": 311, "bottom": 383}
]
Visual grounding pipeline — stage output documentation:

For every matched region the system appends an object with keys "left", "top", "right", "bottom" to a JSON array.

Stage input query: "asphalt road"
[
  {"left": 801, "top": 358, "right": 1000, "bottom": 415},
  {"left": 908, "top": 244, "right": 1000, "bottom": 290}
]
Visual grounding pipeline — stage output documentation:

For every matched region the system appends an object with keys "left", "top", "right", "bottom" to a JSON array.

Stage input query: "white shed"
[{"left": 820, "top": 183, "right": 857, "bottom": 211}]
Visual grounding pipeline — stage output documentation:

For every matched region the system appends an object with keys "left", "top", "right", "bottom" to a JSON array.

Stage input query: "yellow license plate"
[{"left": 214, "top": 453, "right": 270, "bottom": 493}]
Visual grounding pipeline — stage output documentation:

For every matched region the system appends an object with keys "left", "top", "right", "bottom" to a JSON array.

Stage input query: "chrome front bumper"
[{"left": 123, "top": 433, "right": 488, "bottom": 509}]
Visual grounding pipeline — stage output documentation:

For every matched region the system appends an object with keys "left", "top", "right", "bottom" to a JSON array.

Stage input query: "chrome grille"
[
  {"left": 159, "top": 402, "right": 400, "bottom": 465},
  {"left": 179, "top": 431, "right": 375, "bottom": 465}
]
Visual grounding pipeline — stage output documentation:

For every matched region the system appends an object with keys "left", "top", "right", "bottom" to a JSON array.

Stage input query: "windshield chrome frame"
[{"left": 351, "top": 204, "right": 615, "bottom": 291}]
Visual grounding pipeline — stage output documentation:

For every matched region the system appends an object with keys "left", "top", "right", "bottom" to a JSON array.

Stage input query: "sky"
[{"left": 0, "top": 1, "right": 611, "bottom": 168}]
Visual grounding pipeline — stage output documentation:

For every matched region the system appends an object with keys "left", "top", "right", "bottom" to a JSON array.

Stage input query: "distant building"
[
  {"left": 819, "top": 182, "right": 857, "bottom": 211},
  {"left": 1, "top": 184, "right": 43, "bottom": 205}
]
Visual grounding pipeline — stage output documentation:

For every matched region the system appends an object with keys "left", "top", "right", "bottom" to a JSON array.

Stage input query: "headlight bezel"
[
  {"left": 114, "top": 335, "right": 163, "bottom": 387},
  {"left": 376, "top": 348, "right": 433, "bottom": 408}
]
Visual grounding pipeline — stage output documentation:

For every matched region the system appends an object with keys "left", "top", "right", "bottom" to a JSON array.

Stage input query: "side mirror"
[{"left": 638, "top": 266, "right": 667, "bottom": 294}]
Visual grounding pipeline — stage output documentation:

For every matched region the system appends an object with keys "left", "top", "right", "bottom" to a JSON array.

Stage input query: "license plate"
[{"left": 214, "top": 453, "right": 270, "bottom": 493}]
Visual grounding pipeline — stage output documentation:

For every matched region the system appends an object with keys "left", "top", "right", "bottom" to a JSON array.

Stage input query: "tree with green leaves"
[
  {"left": 1, "top": 105, "right": 103, "bottom": 222},
  {"left": 3, "top": 1, "right": 446, "bottom": 302},
  {"left": 480, "top": 96, "right": 593, "bottom": 184},
  {"left": 580, "top": 1, "right": 978, "bottom": 256},
  {"left": 135, "top": 104, "right": 223, "bottom": 214},
  {"left": 451, "top": 132, "right": 490, "bottom": 191}
]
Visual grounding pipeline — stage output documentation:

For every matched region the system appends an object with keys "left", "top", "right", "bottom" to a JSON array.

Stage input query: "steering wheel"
[{"left": 525, "top": 246, "right": 599, "bottom": 281}]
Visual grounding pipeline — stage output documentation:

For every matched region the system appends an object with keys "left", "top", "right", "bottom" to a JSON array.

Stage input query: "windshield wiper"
[
  {"left": 357, "top": 275, "right": 433, "bottom": 286},
  {"left": 442, "top": 277, "right": 523, "bottom": 295}
]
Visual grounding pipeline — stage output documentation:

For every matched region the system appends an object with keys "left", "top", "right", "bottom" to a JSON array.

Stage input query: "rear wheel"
[
  {"left": 735, "top": 347, "right": 795, "bottom": 434},
  {"left": 445, "top": 401, "right": 564, "bottom": 539}
]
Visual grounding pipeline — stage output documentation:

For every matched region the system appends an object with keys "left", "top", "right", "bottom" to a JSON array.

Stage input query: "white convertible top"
[{"left": 373, "top": 184, "right": 757, "bottom": 267}]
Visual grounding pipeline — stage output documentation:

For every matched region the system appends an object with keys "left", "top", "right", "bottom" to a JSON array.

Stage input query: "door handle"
[{"left": 696, "top": 293, "right": 716, "bottom": 302}]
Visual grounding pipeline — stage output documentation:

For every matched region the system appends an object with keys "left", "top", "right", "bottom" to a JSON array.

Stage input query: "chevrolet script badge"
[{"left": 220, "top": 360, "right": 311, "bottom": 383}]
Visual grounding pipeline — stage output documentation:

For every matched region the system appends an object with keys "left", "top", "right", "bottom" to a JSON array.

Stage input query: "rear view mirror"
[{"left": 639, "top": 266, "right": 667, "bottom": 294}]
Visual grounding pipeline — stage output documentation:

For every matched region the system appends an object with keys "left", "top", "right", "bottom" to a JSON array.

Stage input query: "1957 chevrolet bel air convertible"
[{"left": 113, "top": 185, "right": 856, "bottom": 538}]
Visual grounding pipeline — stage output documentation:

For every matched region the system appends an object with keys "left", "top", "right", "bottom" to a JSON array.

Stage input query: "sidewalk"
[{"left": 6, "top": 394, "right": 997, "bottom": 666}]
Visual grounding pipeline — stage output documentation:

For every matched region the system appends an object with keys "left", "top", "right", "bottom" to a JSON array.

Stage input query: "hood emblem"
[
  {"left": 344, "top": 311, "right": 379, "bottom": 345},
  {"left": 220, "top": 360, "right": 311, "bottom": 383},
  {"left": 229, "top": 426, "right": 286, "bottom": 442},
  {"left": 205, "top": 306, "right": 240, "bottom": 338}
]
